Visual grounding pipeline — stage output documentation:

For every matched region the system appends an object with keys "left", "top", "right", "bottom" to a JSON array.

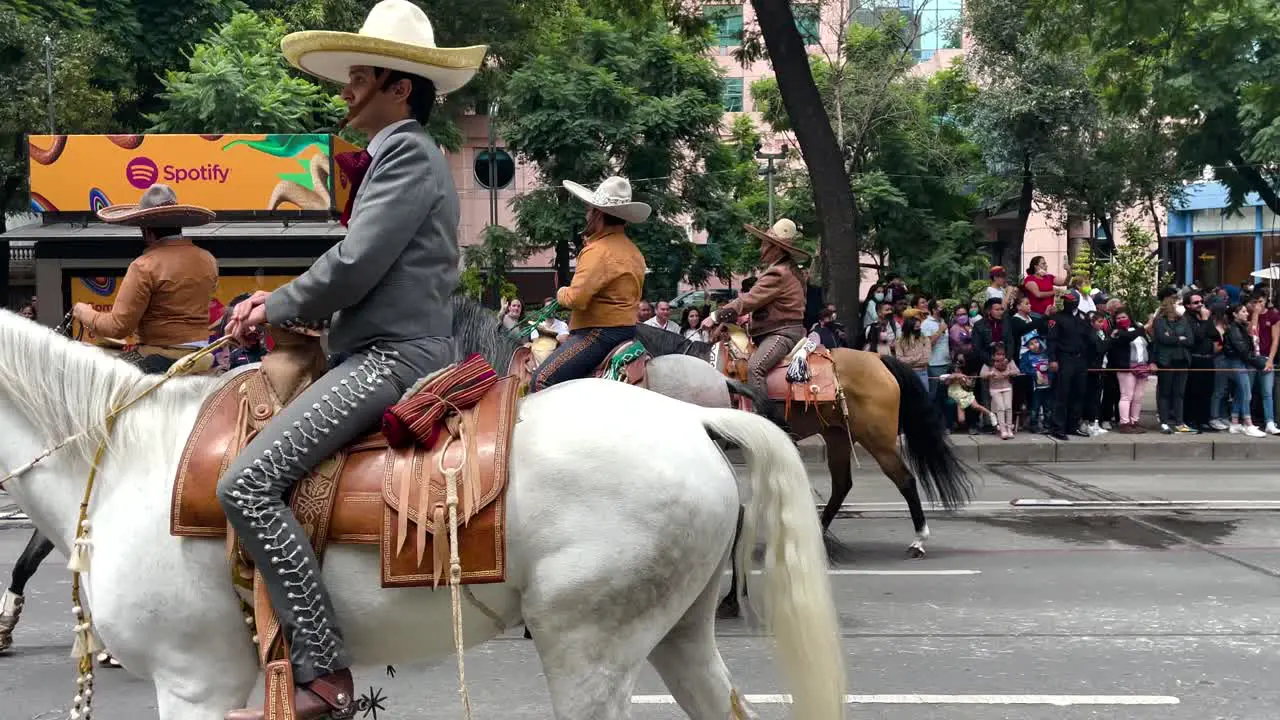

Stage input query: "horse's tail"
[
  {"left": 696, "top": 407, "right": 845, "bottom": 720},
  {"left": 878, "top": 354, "right": 974, "bottom": 509}
]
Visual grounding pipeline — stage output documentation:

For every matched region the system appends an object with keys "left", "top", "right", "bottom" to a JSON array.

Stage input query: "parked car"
[{"left": 669, "top": 288, "right": 738, "bottom": 309}]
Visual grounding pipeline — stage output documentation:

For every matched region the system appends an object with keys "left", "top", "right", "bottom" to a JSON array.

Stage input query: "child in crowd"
[
  {"left": 1019, "top": 331, "right": 1053, "bottom": 433},
  {"left": 942, "top": 353, "right": 998, "bottom": 434},
  {"left": 981, "top": 344, "right": 1022, "bottom": 439}
]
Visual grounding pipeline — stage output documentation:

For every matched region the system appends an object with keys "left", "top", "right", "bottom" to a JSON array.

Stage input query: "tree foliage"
[
  {"left": 146, "top": 11, "right": 344, "bottom": 133},
  {"left": 962, "top": 0, "right": 1195, "bottom": 258},
  {"left": 0, "top": 8, "right": 128, "bottom": 223},
  {"left": 499, "top": 6, "right": 754, "bottom": 299},
  {"left": 750, "top": 21, "right": 989, "bottom": 300},
  {"left": 1091, "top": 222, "right": 1165, "bottom": 321},
  {"left": 1021, "top": 0, "right": 1280, "bottom": 215}
]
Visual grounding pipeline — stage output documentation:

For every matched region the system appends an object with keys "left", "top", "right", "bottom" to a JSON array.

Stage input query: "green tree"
[
  {"left": 499, "top": 6, "right": 749, "bottom": 299},
  {"left": 1092, "top": 222, "right": 1165, "bottom": 322},
  {"left": 146, "top": 11, "right": 344, "bottom": 133},
  {"left": 0, "top": 9, "right": 128, "bottom": 223},
  {"left": 1024, "top": 0, "right": 1280, "bottom": 216},
  {"left": 750, "top": 23, "right": 988, "bottom": 299}
]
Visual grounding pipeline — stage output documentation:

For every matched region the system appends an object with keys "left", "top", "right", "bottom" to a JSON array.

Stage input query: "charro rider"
[
  {"left": 529, "top": 175, "right": 650, "bottom": 391},
  {"left": 216, "top": 2, "right": 486, "bottom": 718},
  {"left": 701, "top": 218, "right": 809, "bottom": 428},
  {"left": 71, "top": 183, "right": 219, "bottom": 373}
]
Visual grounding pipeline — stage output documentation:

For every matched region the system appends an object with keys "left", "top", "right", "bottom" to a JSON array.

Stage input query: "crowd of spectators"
[{"left": 861, "top": 259, "right": 1280, "bottom": 441}]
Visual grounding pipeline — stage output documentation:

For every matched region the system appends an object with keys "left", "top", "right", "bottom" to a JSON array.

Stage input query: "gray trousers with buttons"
[{"left": 216, "top": 336, "right": 455, "bottom": 682}]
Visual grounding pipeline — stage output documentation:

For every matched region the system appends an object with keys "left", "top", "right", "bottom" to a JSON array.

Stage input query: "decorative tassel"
[
  {"left": 787, "top": 339, "right": 816, "bottom": 383},
  {"left": 67, "top": 536, "right": 92, "bottom": 573},
  {"left": 71, "top": 622, "right": 99, "bottom": 659}
]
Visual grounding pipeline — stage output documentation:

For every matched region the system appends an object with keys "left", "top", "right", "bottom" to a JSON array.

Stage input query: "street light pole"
[
  {"left": 42, "top": 35, "right": 55, "bottom": 133},
  {"left": 487, "top": 100, "right": 500, "bottom": 228},
  {"left": 755, "top": 144, "right": 788, "bottom": 226}
]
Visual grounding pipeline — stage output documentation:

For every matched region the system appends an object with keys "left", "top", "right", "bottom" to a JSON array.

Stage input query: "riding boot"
[
  {"left": 0, "top": 590, "right": 22, "bottom": 652},
  {"left": 224, "top": 668, "right": 356, "bottom": 720}
]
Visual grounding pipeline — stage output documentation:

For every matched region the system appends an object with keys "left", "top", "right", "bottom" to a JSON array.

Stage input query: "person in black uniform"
[
  {"left": 1183, "top": 291, "right": 1217, "bottom": 432},
  {"left": 1046, "top": 294, "right": 1092, "bottom": 440}
]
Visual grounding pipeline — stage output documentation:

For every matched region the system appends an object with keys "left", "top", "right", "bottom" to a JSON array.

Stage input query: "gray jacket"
[{"left": 266, "top": 122, "right": 459, "bottom": 354}]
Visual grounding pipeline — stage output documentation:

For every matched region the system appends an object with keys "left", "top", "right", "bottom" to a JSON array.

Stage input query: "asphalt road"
[{"left": 4, "top": 461, "right": 1280, "bottom": 719}]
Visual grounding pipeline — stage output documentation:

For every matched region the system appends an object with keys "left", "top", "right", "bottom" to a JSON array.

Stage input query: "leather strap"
[{"left": 264, "top": 659, "right": 297, "bottom": 720}]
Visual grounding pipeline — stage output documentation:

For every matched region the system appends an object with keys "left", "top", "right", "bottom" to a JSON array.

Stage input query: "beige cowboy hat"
[
  {"left": 96, "top": 184, "right": 215, "bottom": 227},
  {"left": 281, "top": 0, "right": 488, "bottom": 95},
  {"left": 562, "top": 176, "right": 652, "bottom": 224},
  {"left": 744, "top": 218, "right": 810, "bottom": 261}
]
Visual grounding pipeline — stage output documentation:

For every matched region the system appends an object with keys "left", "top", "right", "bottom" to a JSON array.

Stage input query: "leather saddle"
[
  {"left": 171, "top": 326, "right": 517, "bottom": 589},
  {"left": 171, "top": 326, "right": 519, "bottom": 718},
  {"left": 510, "top": 337, "right": 649, "bottom": 391},
  {"left": 712, "top": 326, "right": 840, "bottom": 411}
]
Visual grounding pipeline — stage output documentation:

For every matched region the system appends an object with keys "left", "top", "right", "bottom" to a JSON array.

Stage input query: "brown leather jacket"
[
  {"left": 716, "top": 261, "right": 806, "bottom": 338},
  {"left": 556, "top": 229, "right": 646, "bottom": 330},
  {"left": 80, "top": 238, "right": 218, "bottom": 346}
]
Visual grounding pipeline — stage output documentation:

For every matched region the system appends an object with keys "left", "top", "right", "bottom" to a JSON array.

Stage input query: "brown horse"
[{"left": 633, "top": 324, "right": 973, "bottom": 555}]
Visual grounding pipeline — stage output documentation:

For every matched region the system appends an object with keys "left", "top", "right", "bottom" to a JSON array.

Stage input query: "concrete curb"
[{"left": 723, "top": 432, "right": 1280, "bottom": 465}]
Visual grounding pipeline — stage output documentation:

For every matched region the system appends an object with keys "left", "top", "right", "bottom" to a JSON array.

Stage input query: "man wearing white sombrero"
[
  {"left": 702, "top": 218, "right": 810, "bottom": 429},
  {"left": 529, "top": 175, "right": 650, "bottom": 391},
  {"left": 217, "top": 2, "right": 487, "bottom": 718}
]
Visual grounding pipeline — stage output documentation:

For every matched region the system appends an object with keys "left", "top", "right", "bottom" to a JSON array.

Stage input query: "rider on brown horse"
[{"left": 701, "top": 218, "right": 809, "bottom": 430}]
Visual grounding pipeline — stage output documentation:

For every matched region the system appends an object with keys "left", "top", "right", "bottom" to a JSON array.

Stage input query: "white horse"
[{"left": 0, "top": 310, "right": 844, "bottom": 720}]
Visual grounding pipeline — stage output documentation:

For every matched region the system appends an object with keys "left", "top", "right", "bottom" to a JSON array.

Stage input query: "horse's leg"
[
  {"left": 0, "top": 528, "right": 55, "bottom": 652},
  {"left": 153, "top": 669, "right": 256, "bottom": 720},
  {"left": 715, "top": 505, "right": 745, "bottom": 619},
  {"left": 649, "top": 571, "right": 757, "bottom": 719},
  {"left": 819, "top": 426, "right": 853, "bottom": 531},
  {"left": 862, "top": 425, "right": 930, "bottom": 559},
  {"left": 819, "top": 425, "right": 858, "bottom": 562}
]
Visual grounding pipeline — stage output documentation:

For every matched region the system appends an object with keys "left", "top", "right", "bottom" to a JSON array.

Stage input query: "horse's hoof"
[
  {"left": 906, "top": 545, "right": 926, "bottom": 559},
  {"left": 97, "top": 651, "right": 122, "bottom": 668}
]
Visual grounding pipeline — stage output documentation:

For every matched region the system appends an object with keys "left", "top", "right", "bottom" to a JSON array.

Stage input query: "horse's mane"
[
  {"left": 450, "top": 295, "right": 523, "bottom": 373},
  {"left": 0, "top": 310, "right": 221, "bottom": 469}
]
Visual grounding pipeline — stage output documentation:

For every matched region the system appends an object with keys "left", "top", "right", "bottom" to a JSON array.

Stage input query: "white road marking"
[
  {"left": 632, "top": 694, "right": 1179, "bottom": 705},
  {"left": 725, "top": 569, "right": 980, "bottom": 576}
]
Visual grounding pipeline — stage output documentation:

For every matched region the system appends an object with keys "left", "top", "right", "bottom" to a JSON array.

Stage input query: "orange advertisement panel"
[
  {"left": 29, "top": 134, "right": 337, "bottom": 215},
  {"left": 68, "top": 272, "right": 298, "bottom": 344}
]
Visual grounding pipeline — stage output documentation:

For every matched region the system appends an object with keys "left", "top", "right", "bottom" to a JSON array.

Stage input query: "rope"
[
  {"left": 436, "top": 420, "right": 473, "bottom": 720},
  {"left": 67, "top": 418, "right": 114, "bottom": 720},
  {"left": 505, "top": 300, "right": 562, "bottom": 342}
]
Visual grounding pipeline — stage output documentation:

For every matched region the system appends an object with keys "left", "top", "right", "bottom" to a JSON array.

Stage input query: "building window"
[
  {"left": 902, "top": 0, "right": 964, "bottom": 60},
  {"left": 794, "top": 4, "right": 821, "bottom": 45},
  {"left": 722, "top": 77, "right": 744, "bottom": 112},
  {"left": 704, "top": 5, "right": 743, "bottom": 48}
]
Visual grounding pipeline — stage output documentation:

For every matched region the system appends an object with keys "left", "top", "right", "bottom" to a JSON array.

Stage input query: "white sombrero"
[
  {"left": 744, "top": 218, "right": 810, "bottom": 261},
  {"left": 562, "top": 176, "right": 652, "bottom": 224},
  {"left": 281, "top": 0, "right": 488, "bottom": 95}
]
